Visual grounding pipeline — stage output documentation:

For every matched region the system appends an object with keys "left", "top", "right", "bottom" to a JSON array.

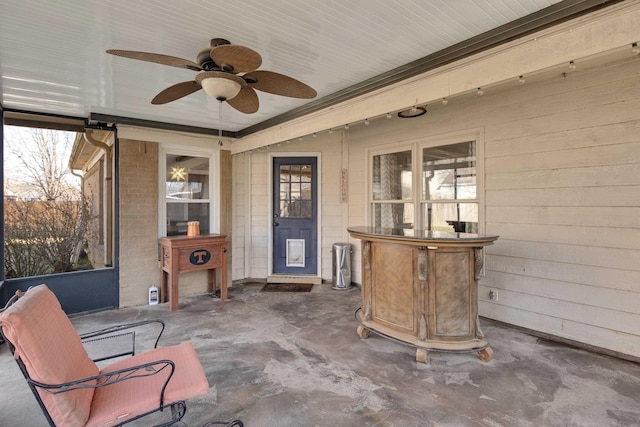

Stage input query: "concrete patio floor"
[{"left": 1, "top": 282, "right": 639, "bottom": 426}]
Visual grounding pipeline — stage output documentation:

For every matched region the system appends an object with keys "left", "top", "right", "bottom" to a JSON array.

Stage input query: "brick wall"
[
  {"left": 118, "top": 138, "right": 225, "bottom": 306},
  {"left": 118, "top": 139, "right": 160, "bottom": 306}
]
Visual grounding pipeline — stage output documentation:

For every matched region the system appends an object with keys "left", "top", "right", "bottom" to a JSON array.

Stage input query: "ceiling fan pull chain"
[{"left": 218, "top": 102, "right": 224, "bottom": 146}]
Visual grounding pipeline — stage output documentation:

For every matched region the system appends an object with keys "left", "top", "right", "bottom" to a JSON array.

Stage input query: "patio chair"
[{"left": 0, "top": 284, "right": 243, "bottom": 427}]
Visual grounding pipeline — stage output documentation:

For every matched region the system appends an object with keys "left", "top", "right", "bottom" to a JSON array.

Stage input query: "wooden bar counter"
[
  {"left": 348, "top": 226, "right": 498, "bottom": 363},
  {"left": 160, "top": 234, "right": 228, "bottom": 311}
]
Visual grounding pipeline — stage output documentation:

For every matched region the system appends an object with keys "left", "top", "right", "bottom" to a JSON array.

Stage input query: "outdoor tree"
[{"left": 3, "top": 126, "right": 92, "bottom": 278}]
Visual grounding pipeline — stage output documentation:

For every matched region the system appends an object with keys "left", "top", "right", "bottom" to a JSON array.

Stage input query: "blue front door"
[{"left": 272, "top": 157, "right": 317, "bottom": 275}]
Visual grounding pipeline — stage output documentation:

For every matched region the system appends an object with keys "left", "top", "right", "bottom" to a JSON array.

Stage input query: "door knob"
[{"left": 273, "top": 222, "right": 279, "bottom": 226}]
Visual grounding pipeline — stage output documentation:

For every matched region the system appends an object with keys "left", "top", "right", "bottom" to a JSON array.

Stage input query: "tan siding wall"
[
  {"left": 118, "top": 139, "right": 159, "bottom": 307},
  {"left": 231, "top": 152, "right": 247, "bottom": 281},
  {"left": 233, "top": 55, "right": 640, "bottom": 358},
  {"left": 232, "top": 133, "right": 347, "bottom": 282},
  {"left": 220, "top": 150, "right": 232, "bottom": 286},
  {"left": 249, "top": 152, "right": 269, "bottom": 278},
  {"left": 320, "top": 135, "right": 347, "bottom": 280},
  {"left": 340, "top": 56, "right": 640, "bottom": 358},
  {"left": 481, "top": 56, "right": 640, "bottom": 357}
]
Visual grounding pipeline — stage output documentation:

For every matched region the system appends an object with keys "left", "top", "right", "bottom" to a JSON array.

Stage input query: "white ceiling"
[{"left": 1, "top": 0, "right": 603, "bottom": 135}]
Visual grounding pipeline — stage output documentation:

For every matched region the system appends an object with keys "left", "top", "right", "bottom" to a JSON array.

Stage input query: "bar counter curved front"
[{"left": 348, "top": 226, "right": 498, "bottom": 364}]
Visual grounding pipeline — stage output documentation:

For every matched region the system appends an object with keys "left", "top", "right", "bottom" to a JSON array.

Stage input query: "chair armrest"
[
  {"left": 27, "top": 359, "right": 176, "bottom": 408},
  {"left": 80, "top": 320, "right": 165, "bottom": 350}
]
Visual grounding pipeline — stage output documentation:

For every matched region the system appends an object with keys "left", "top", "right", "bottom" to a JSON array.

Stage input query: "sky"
[{"left": 3, "top": 125, "right": 81, "bottom": 196}]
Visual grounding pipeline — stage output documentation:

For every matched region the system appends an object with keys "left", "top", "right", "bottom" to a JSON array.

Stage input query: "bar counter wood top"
[{"left": 348, "top": 226, "right": 498, "bottom": 363}]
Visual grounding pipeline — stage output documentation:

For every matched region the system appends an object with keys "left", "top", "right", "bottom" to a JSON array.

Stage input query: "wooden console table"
[
  {"left": 160, "top": 234, "right": 228, "bottom": 311},
  {"left": 348, "top": 226, "right": 498, "bottom": 363}
]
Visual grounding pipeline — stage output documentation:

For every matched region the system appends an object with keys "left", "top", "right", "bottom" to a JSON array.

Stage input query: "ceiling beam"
[{"left": 88, "top": 113, "right": 238, "bottom": 138}]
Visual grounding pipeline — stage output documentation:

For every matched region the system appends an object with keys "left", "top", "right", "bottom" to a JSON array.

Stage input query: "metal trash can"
[{"left": 332, "top": 242, "right": 352, "bottom": 290}]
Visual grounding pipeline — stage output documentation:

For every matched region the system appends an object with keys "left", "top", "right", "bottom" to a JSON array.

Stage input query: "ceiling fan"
[{"left": 106, "top": 38, "right": 317, "bottom": 114}]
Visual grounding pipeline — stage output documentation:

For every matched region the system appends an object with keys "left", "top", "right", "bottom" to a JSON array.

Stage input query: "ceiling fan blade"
[
  {"left": 151, "top": 81, "right": 202, "bottom": 104},
  {"left": 245, "top": 70, "right": 317, "bottom": 99},
  {"left": 210, "top": 45, "right": 262, "bottom": 73},
  {"left": 226, "top": 86, "right": 259, "bottom": 114},
  {"left": 107, "top": 49, "right": 202, "bottom": 71}
]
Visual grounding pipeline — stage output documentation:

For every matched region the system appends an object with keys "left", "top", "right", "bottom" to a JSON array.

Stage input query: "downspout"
[
  {"left": 84, "top": 130, "right": 113, "bottom": 266},
  {"left": 84, "top": 130, "right": 110, "bottom": 152}
]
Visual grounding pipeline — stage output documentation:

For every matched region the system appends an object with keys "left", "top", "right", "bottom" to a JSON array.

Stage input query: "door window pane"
[{"left": 279, "top": 163, "right": 312, "bottom": 218}]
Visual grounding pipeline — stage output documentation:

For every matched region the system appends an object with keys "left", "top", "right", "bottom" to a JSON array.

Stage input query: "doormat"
[{"left": 260, "top": 283, "right": 313, "bottom": 293}]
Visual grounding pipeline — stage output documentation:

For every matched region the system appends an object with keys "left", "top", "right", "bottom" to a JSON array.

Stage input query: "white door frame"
[{"left": 267, "top": 152, "right": 322, "bottom": 284}]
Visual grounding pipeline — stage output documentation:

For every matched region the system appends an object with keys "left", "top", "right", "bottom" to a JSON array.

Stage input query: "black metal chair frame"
[{"left": 1, "top": 289, "right": 243, "bottom": 427}]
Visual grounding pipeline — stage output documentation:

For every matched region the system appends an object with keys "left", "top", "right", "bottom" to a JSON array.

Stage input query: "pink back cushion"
[{"left": 0, "top": 285, "right": 98, "bottom": 426}]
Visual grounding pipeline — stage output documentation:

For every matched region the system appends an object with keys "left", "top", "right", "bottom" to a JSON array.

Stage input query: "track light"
[
  {"left": 328, "top": 128, "right": 333, "bottom": 134},
  {"left": 518, "top": 75, "right": 525, "bottom": 85},
  {"left": 477, "top": 88, "right": 484, "bottom": 96},
  {"left": 344, "top": 123, "right": 350, "bottom": 130},
  {"left": 386, "top": 113, "right": 392, "bottom": 119},
  {"left": 313, "top": 132, "right": 317, "bottom": 137},
  {"left": 364, "top": 118, "right": 370, "bottom": 125},
  {"left": 568, "top": 60, "right": 576, "bottom": 70},
  {"left": 633, "top": 43, "right": 640, "bottom": 55},
  {"left": 442, "top": 98, "right": 448, "bottom": 105}
]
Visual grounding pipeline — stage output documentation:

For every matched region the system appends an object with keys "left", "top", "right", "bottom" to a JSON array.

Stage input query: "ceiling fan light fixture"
[{"left": 196, "top": 71, "right": 245, "bottom": 101}]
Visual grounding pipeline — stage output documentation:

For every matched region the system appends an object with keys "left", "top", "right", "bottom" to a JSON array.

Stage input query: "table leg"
[
  {"left": 207, "top": 269, "right": 215, "bottom": 294},
  {"left": 220, "top": 247, "right": 228, "bottom": 301},
  {"left": 478, "top": 347, "right": 494, "bottom": 362},
  {"left": 356, "top": 325, "right": 370, "bottom": 339},
  {"left": 416, "top": 348, "right": 429, "bottom": 364},
  {"left": 160, "top": 270, "right": 168, "bottom": 303},
  {"left": 169, "top": 249, "right": 179, "bottom": 311}
]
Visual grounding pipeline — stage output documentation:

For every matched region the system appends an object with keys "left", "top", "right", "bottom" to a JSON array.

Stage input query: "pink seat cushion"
[
  {"left": 86, "top": 341, "right": 209, "bottom": 427},
  {"left": 0, "top": 285, "right": 99, "bottom": 426}
]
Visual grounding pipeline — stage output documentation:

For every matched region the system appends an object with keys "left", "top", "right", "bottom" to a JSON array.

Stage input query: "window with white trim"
[
  {"left": 370, "top": 138, "right": 479, "bottom": 232},
  {"left": 162, "top": 150, "right": 215, "bottom": 236},
  {"left": 371, "top": 149, "right": 414, "bottom": 229},
  {"left": 422, "top": 141, "right": 477, "bottom": 233}
]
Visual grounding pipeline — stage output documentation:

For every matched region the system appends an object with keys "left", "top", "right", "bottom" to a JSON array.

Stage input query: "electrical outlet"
[{"left": 489, "top": 289, "right": 499, "bottom": 302}]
